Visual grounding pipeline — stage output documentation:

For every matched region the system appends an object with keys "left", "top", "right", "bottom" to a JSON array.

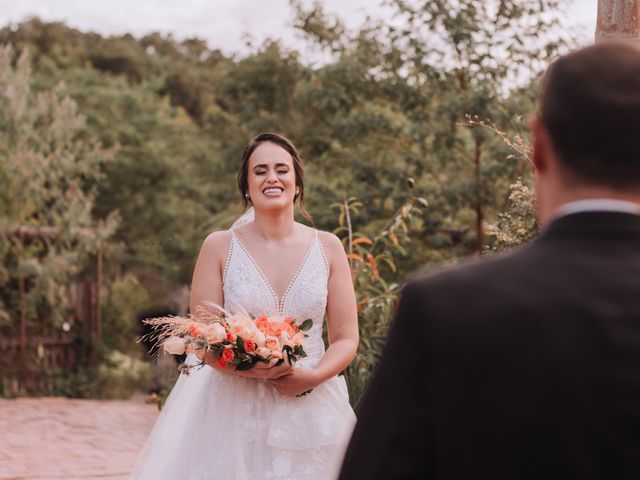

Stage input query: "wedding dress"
[{"left": 130, "top": 228, "right": 356, "bottom": 480}]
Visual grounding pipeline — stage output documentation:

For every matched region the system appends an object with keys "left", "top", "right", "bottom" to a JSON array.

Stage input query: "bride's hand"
[
  {"left": 270, "top": 368, "right": 319, "bottom": 397},
  {"left": 249, "top": 359, "right": 293, "bottom": 379}
]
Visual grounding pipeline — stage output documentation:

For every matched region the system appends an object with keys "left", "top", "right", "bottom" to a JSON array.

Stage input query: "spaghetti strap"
[{"left": 222, "top": 231, "right": 235, "bottom": 284}]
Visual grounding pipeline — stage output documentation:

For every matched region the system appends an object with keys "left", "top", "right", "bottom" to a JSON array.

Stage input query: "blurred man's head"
[{"left": 532, "top": 42, "right": 640, "bottom": 225}]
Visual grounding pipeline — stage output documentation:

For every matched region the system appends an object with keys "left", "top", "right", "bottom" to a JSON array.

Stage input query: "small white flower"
[{"left": 163, "top": 336, "right": 186, "bottom": 355}]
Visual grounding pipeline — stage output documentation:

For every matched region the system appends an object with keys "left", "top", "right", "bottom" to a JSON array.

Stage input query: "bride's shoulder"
[
  {"left": 315, "top": 229, "right": 346, "bottom": 262},
  {"left": 201, "top": 230, "right": 233, "bottom": 257}
]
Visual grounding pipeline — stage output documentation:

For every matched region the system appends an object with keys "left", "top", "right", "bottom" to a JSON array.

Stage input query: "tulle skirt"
[{"left": 129, "top": 355, "right": 356, "bottom": 480}]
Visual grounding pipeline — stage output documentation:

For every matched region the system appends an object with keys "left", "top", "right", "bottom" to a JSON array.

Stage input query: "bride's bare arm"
[
  {"left": 312, "top": 232, "right": 359, "bottom": 382},
  {"left": 271, "top": 231, "right": 358, "bottom": 395},
  {"left": 189, "top": 231, "right": 229, "bottom": 318}
]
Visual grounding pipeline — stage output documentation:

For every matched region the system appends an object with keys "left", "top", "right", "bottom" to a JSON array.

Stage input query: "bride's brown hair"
[{"left": 237, "top": 132, "right": 312, "bottom": 221}]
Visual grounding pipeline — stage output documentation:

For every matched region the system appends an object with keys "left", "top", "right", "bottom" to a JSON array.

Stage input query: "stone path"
[{"left": 0, "top": 396, "right": 159, "bottom": 480}]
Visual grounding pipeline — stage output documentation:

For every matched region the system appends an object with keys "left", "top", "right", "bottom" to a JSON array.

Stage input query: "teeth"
[{"left": 263, "top": 188, "right": 283, "bottom": 194}]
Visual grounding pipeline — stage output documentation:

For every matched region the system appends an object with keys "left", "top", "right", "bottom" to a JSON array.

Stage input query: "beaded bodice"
[{"left": 222, "top": 229, "right": 330, "bottom": 365}]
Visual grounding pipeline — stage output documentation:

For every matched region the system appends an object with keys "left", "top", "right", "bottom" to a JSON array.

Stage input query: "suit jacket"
[{"left": 339, "top": 211, "right": 640, "bottom": 480}]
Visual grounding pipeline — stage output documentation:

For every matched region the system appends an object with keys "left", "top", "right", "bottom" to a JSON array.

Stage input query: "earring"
[
  {"left": 245, "top": 192, "right": 250, "bottom": 200},
  {"left": 295, "top": 187, "right": 300, "bottom": 195}
]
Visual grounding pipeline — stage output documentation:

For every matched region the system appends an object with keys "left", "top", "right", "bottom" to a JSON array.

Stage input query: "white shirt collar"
[{"left": 553, "top": 199, "right": 640, "bottom": 220}]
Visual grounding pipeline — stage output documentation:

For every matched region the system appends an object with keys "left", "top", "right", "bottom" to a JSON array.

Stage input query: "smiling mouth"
[{"left": 262, "top": 187, "right": 284, "bottom": 196}]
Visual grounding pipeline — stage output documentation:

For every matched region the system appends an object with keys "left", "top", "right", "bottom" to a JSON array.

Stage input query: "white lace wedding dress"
[{"left": 130, "top": 229, "right": 356, "bottom": 480}]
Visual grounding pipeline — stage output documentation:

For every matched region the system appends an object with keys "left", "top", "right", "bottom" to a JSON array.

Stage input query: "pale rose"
[
  {"left": 205, "top": 323, "right": 226, "bottom": 344},
  {"left": 255, "top": 346, "right": 271, "bottom": 359},
  {"left": 163, "top": 336, "right": 186, "bottom": 355},
  {"left": 229, "top": 317, "right": 256, "bottom": 340},
  {"left": 231, "top": 324, "right": 248, "bottom": 338},
  {"left": 279, "top": 330, "right": 292, "bottom": 348},
  {"left": 270, "top": 350, "right": 283, "bottom": 360},
  {"left": 291, "top": 332, "right": 305, "bottom": 347},
  {"left": 264, "top": 336, "right": 280, "bottom": 351},
  {"left": 252, "top": 330, "right": 266, "bottom": 347}
]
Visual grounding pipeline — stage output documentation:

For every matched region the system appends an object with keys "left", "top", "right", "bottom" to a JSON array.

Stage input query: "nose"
[{"left": 265, "top": 169, "right": 278, "bottom": 183}]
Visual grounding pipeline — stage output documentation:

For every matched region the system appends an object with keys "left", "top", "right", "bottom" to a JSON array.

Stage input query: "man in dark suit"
[{"left": 339, "top": 43, "right": 640, "bottom": 480}]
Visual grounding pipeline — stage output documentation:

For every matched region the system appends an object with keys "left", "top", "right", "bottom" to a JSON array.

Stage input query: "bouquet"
[{"left": 143, "top": 303, "right": 312, "bottom": 374}]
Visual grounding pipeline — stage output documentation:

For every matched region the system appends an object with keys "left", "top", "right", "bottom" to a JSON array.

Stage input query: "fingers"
[
  {"left": 253, "top": 358, "right": 280, "bottom": 369},
  {"left": 266, "top": 362, "right": 292, "bottom": 378},
  {"left": 269, "top": 369, "right": 292, "bottom": 380}
]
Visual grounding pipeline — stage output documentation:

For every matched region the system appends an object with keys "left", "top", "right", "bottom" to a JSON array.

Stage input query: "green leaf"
[
  {"left": 299, "top": 319, "right": 313, "bottom": 331},
  {"left": 236, "top": 336, "right": 245, "bottom": 353},
  {"left": 235, "top": 358, "right": 257, "bottom": 371}
]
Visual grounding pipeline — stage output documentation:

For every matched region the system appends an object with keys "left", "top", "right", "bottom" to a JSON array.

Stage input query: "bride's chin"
[{"left": 254, "top": 198, "right": 294, "bottom": 211}]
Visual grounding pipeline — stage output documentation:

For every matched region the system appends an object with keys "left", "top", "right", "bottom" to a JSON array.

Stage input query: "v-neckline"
[{"left": 233, "top": 229, "right": 317, "bottom": 315}]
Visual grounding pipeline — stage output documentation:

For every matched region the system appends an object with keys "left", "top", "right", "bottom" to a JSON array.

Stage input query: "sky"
[{"left": 0, "top": 0, "right": 599, "bottom": 59}]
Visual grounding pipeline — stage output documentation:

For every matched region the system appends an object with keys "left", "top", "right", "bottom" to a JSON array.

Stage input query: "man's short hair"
[{"left": 540, "top": 42, "right": 640, "bottom": 188}]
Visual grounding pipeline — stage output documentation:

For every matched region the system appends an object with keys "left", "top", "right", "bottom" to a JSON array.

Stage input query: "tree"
[
  {"left": 0, "top": 46, "right": 118, "bottom": 376},
  {"left": 597, "top": 0, "right": 640, "bottom": 44}
]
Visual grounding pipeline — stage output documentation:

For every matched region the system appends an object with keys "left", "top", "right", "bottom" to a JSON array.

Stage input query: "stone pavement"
[{"left": 0, "top": 396, "right": 159, "bottom": 480}]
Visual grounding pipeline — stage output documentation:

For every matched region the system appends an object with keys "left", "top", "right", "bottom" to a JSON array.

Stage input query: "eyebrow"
[{"left": 252, "top": 163, "right": 291, "bottom": 170}]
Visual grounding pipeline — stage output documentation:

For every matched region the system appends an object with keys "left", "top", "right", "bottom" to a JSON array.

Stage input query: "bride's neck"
[{"left": 252, "top": 209, "right": 296, "bottom": 241}]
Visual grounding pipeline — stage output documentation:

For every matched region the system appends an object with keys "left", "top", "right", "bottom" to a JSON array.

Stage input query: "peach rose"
[
  {"left": 163, "top": 336, "right": 186, "bottom": 355},
  {"left": 255, "top": 346, "right": 271, "bottom": 359},
  {"left": 227, "top": 331, "right": 236, "bottom": 342},
  {"left": 264, "top": 336, "right": 280, "bottom": 351},
  {"left": 205, "top": 323, "right": 226, "bottom": 344},
  {"left": 231, "top": 324, "right": 247, "bottom": 338}
]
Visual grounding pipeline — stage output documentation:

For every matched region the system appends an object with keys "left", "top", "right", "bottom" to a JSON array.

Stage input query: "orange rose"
[
  {"left": 222, "top": 348, "right": 235, "bottom": 363},
  {"left": 227, "top": 331, "right": 236, "bottom": 342},
  {"left": 255, "top": 315, "right": 269, "bottom": 330},
  {"left": 244, "top": 339, "right": 256, "bottom": 353},
  {"left": 283, "top": 323, "right": 296, "bottom": 337},
  {"left": 215, "top": 358, "right": 227, "bottom": 368},
  {"left": 188, "top": 323, "right": 201, "bottom": 337},
  {"left": 267, "top": 323, "right": 281, "bottom": 337}
]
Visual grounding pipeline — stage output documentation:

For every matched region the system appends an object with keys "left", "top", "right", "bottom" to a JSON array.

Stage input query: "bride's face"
[{"left": 247, "top": 142, "right": 297, "bottom": 212}]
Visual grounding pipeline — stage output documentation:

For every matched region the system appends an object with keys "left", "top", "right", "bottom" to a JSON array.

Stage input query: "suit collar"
[{"left": 539, "top": 211, "right": 640, "bottom": 243}]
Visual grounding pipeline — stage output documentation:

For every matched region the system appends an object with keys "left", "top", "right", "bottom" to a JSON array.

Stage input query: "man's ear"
[{"left": 530, "top": 116, "right": 549, "bottom": 175}]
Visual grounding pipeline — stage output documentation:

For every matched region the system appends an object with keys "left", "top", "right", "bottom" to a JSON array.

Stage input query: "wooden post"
[
  {"left": 17, "top": 231, "right": 28, "bottom": 390},
  {"left": 95, "top": 247, "right": 102, "bottom": 349},
  {"left": 596, "top": 0, "right": 640, "bottom": 44}
]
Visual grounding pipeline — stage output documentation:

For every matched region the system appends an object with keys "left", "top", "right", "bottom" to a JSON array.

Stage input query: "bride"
[{"left": 130, "top": 132, "right": 358, "bottom": 480}]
